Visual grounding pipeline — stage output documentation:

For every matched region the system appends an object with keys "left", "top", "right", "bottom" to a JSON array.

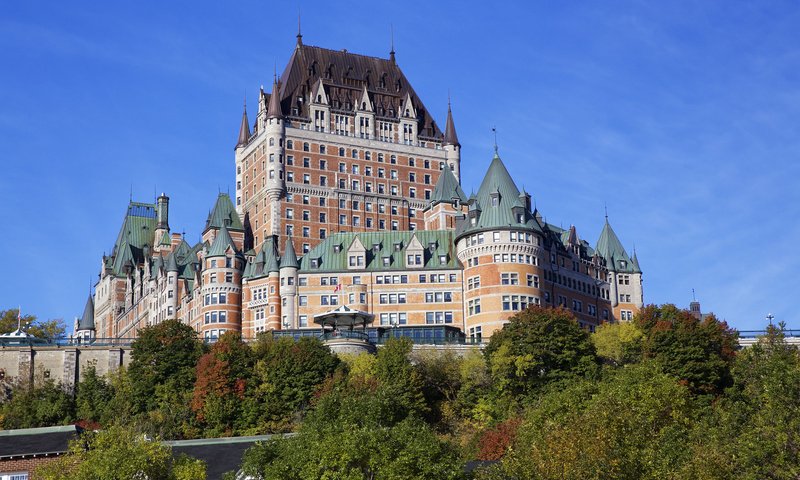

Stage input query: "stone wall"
[{"left": 0, "top": 345, "right": 132, "bottom": 391}]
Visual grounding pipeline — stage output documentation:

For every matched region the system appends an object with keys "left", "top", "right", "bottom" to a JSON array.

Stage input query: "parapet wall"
[{"left": 0, "top": 345, "right": 131, "bottom": 392}]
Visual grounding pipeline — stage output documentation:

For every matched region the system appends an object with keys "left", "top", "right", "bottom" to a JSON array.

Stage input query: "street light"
[{"left": 766, "top": 313, "right": 775, "bottom": 326}]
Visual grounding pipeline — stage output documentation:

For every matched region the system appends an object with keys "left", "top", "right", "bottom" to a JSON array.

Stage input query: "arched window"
[{"left": 303, "top": 142, "right": 310, "bottom": 152}]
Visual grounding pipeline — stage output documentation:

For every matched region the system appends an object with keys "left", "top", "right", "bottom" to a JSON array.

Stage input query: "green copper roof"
[
  {"left": 165, "top": 252, "right": 179, "bottom": 272},
  {"left": 281, "top": 238, "right": 300, "bottom": 269},
  {"left": 631, "top": 251, "right": 642, "bottom": 274},
  {"left": 595, "top": 219, "right": 636, "bottom": 273},
  {"left": 207, "top": 224, "right": 237, "bottom": 257},
  {"left": 429, "top": 166, "right": 467, "bottom": 207},
  {"left": 77, "top": 295, "right": 94, "bottom": 331},
  {"left": 299, "top": 230, "right": 459, "bottom": 273},
  {"left": 109, "top": 201, "right": 158, "bottom": 276},
  {"left": 205, "top": 193, "right": 243, "bottom": 232},
  {"left": 159, "top": 230, "right": 171, "bottom": 246},
  {"left": 456, "top": 152, "right": 542, "bottom": 239},
  {"left": 244, "top": 236, "right": 280, "bottom": 279}
]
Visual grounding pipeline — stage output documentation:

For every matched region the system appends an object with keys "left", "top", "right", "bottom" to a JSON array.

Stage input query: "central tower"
[{"left": 234, "top": 38, "right": 461, "bottom": 259}]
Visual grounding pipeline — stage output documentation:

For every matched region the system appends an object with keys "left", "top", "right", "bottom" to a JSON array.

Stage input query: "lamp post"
[{"left": 766, "top": 313, "right": 774, "bottom": 327}]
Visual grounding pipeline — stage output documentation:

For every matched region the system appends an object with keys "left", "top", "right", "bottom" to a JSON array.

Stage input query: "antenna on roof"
[
  {"left": 604, "top": 202, "right": 608, "bottom": 221},
  {"left": 130, "top": 185, "right": 133, "bottom": 202},
  {"left": 492, "top": 126, "right": 498, "bottom": 154},
  {"left": 692, "top": 288, "right": 696, "bottom": 302}
]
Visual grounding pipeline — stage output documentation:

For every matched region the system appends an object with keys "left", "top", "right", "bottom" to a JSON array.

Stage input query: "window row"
[
  {"left": 502, "top": 295, "right": 539, "bottom": 311},
  {"left": 203, "top": 292, "right": 228, "bottom": 306},
  {"left": 204, "top": 311, "right": 229, "bottom": 324},
  {"left": 425, "top": 292, "right": 453, "bottom": 303}
]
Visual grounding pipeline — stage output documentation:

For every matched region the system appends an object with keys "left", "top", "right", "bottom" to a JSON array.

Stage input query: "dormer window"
[
  {"left": 428, "top": 242, "right": 437, "bottom": 252},
  {"left": 439, "top": 254, "right": 448, "bottom": 264},
  {"left": 394, "top": 242, "right": 402, "bottom": 251},
  {"left": 310, "top": 258, "right": 319, "bottom": 268},
  {"left": 333, "top": 244, "right": 342, "bottom": 253},
  {"left": 383, "top": 256, "right": 391, "bottom": 266},
  {"left": 372, "top": 243, "right": 381, "bottom": 252},
  {"left": 348, "top": 255, "right": 364, "bottom": 267}
]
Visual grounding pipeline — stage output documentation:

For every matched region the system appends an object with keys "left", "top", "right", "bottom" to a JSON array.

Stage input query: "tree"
[
  {"left": 592, "top": 320, "right": 643, "bottom": 366},
  {"left": 482, "top": 363, "right": 698, "bottom": 480},
  {"left": 0, "top": 309, "right": 66, "bottom": 341},
  {"left": 373, "top": 337, "right": 428, "bottom": 420},
  {"left": 635, "top": 304, "right": 738, "bottom": 395},
  {"left": 245, "top": 335, "right": 339, "bottom": 432},
  {"left": 34, "top": 425, "right": 205, "bottom": 480},
  {"left": 680, "top": 323, "right": 800, "bottom": 479},
  {"left": 238, "top": 387, "right": 464, "bottom": 480},
  {"left": 191, "top": 331, "right": 254, "bottom": 436},
  {"left": 0, "top": 378, "right": 75, "bottom": 429},
  {"left": 127, "top": 319, "right": 205, "bottom": 413},
  {"left": 75, "top": 364, "right": 113, "bottom": 427},
  {"left": 484, "top": 306, "right": 599, "bottom": 399}
]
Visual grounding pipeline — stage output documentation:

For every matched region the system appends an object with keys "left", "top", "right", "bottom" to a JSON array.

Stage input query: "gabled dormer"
[
  {"left": 347, "top": 236, "right": 366, "bottom": 269},
  {"left": 399, "top": 92, "right": 417, "bottom": 145},
  {"left": 405, "top": 234, "right": 424, "bottom": 268},
  {"left": 355, "top": 86, "right": 375, "bottom": 139},
  {"left": 309, "top": 79, "right": 330, "bottom": 133}
]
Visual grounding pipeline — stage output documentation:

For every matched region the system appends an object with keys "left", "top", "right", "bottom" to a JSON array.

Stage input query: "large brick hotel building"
[{"left": 76, "top": 34, "right": 643, "bottom": 342}]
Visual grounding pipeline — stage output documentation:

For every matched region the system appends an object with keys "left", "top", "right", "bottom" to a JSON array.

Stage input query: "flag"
[{"left": 333, "top": 284, "right": 342, "bottom": 293}]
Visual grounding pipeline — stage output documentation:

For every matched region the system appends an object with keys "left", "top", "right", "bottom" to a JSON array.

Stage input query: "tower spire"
[
  {"left": 389, "top": 24, "right": 396, "bottom": 64},
  {"left": 444, "top": 95, "right": 460, "bottom": 147},
  {"left": 267, "top": 75, "right": 283, "bottom": 119},
  {"left": 236, "top": 98, "right": 250, "bottom": 148},
  {"left": 492, "top": 126, "right": 498, "bottom": 154},
  {"left": 296, "top": 10, "right": 303, "bottom": 46}
]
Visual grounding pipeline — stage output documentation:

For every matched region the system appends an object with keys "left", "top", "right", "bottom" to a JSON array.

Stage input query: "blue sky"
[{"left": 1, "top": 1, "right": 798, "bottom": 332}]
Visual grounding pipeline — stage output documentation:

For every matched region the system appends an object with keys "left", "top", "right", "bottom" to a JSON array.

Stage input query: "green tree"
[
  {"left": 75, "top": 364, "right": 113, "bottom": 426},
  {"left": 245, "top": 335, "right": 339, "bottom": 432},
  {"left": 239, "top": 387, "right": 464, "bottom": 480},
  {"left": 0, "top": 378, "right": 75, "bottom": 429},
  {"left": 0, "top": 308, "right": 66, "bottom": 341},
  {"left": 34, "top": 425, "right": 205, "bottom": 480},
  {"left": 373, "top": 337, "right": 428, "bottom": 421},
  {"left": 128, "top": 319, "right": 205, "bottom": 412},
  {"left": 680, "top": 323, "right": 800, "bottom": 479},
  {"left": 483, "top": 363, "right": 698, "bottom": 480},
  {"left": 635, "top": 304, "right": 738, "bottom": 395},
  {"left": 484, "top": 306, "right": 599, "bottom": 399},
  {"left": 592, "top": 320, "right": 643, "bottom": 366}
]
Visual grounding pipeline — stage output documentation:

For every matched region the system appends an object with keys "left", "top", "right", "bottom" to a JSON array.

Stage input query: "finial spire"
[
  {"left": 492, "top": 126, "right": 498, "bottom": 154},
  {"left": 296, "top": 10, "right": 303, "bottom": 45},
  {"left": 604, "top": 202, "right": 608, "bottom": 221},
  {"left": 389, "top": 24, "right": 396, "bottom": 64},
  {"left": 692, "top": 288, "right": 696, "bottom": 302}
]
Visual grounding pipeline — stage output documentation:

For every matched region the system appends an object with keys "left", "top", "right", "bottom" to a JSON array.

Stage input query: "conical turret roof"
[
  {"left": 281, "top": 238, "right": 300, "bottom": 269},
  {"left": 236, "top": 102, "right": 250, "bottom": 147},
  {"left": 78, "top": 295, "right": 95, "bottom": 331},
  {"left": 267, "top": 77, "right": 283, "bottom": 118},
  {"left": 444, "top": 102, "right": 459, "bottom": 146},
  {"left": 206, "top": 193, "right": 244, "bottom": 232},
  {"left": 455, "top": 151, "right": 543, "bottom": 239},
  {"left": 165, "top": 252, "right": 179, "bottom": 272},
  {"left": 596, "top": 218, "right": 636, "bottom": 273},
  {"left": 430, "top": 166, "right": 467, "bottom": 206},
  {"left": 207, "top": 224, "right": 237, "bottom": 257}
]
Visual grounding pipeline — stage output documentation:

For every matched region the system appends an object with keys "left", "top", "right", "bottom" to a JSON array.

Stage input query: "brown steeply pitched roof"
[{"left": 272, "top": 44, "right": 443, "bottom": 140}]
